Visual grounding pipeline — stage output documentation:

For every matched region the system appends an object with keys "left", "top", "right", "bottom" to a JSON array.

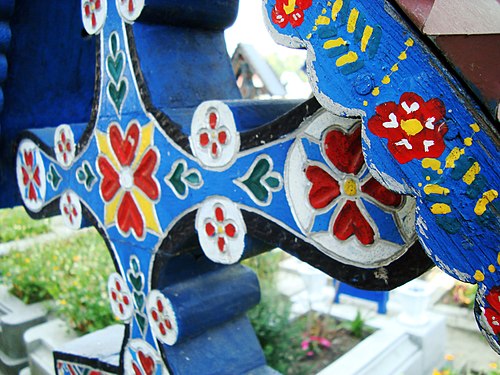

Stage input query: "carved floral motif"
[
  {"left": 96, "top": 121, "right": 161, "bottom": 240},
  {"left": 272, "top": 0, "right": 313, "bottom": 28},
  {"left": 147, "top": 290, "right": 178, "bottom": 346},
  {"left": 306, "top": 126, "right": 403, "bottom": 245},
  {"left": 16, "top": 140, "right": 46, "bottom": 212},
  {"left": 368, "top": 92, "right": 448, "bottom": 164},
  {"left": 108, "top": 273, "right": 134, "bottom": 321}
]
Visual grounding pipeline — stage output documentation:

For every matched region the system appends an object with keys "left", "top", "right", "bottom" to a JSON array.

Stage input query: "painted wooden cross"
[{"left": 5, "top": 0, "right": 499, "bottom": 373}]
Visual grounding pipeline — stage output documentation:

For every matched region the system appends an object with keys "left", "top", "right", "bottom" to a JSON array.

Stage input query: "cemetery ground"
[{"left": 0, "top": 206, "right": 499, "bottom": 375}]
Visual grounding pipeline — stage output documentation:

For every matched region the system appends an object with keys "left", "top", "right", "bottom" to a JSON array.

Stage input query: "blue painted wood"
[
  {"left": 334, "top": 282, "right": 389, "bottom": 314},
  {"left": 263, "top": 0, "right": 499, "bottom": 353}
]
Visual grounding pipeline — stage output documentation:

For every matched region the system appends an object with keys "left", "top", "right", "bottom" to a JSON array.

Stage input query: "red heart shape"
[
  {"left": 305, "top": 165, "right": 340, "bottom": 209},
  {"left": 333, "top": 200, "right": 375, "bottom": 245},
  {"left": 134, "top": 149, "right": 159, "bottom": 200},
  {"left": 138, "top": 350, "right": 156, "bottom": 375},
  {"left": 97, "top": 156, "right": 120, "bottom": 202},
  {"left": 109, "top": 122, "right": 140, "bottom": 167},
  {"left": 117, "top": 192, "right": 144, "bottom": 238},
  {"left": 324, "top": 126, "right": 364, "bottom": 175}
]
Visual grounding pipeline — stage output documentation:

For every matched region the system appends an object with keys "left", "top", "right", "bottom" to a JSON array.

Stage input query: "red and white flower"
[
  {"left": 16, "top": 139, "right": 46, "bottom": 212},
  {"left": 116, "top": 0, "right": 145, "bottom": 22},
  {"left": 272, "top": 0, "right": 313, "bottom": 28},
  {"left": 124, "top": 340, "right": 168, "bottom": 375},
  {"left": 367, "top": 92, "right": 448, "bottom": 164},
  {"left": 108, "top": 273, "right": 134, "bottom": 321},
  {"left": 146, "top": 290, "right": 178, "bottom": 346},
  {"left": 190, "top": 101, "right": 240, "bottom": 170},
  {"left": 96, "top": 121, "right": 161, "bottom": 240},
  {"left": 485, "top": 287, "right": 500, "bottom": 336},
  {"left": 196, "top": 197, "right": 246, "bottom": 264},
  {"left": 305, "top": 125, "right": 403, "bottom": 245},
  {"left": 54, "top": 125, "right": 75, "bottom": 168},
  {"left": 60, "top": 190, "right": 82, "bottom": 229},
  {"left": 81, "top": 0, "right": 107, "bottom": 34}
]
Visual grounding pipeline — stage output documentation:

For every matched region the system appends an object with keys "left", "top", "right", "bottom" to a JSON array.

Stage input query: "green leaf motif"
[
  {"left": 166, "top": 160, "right": 203, "bottom": 199},
  {"left": 76, "top": 161, "right": 97, "bottom": 192},
  {"left": 47, "top": 164, "right": 62, "bottom": 191},
  {"left": 236, "top": 156, "right": 283, "bottom": 206},
  {"left": 106, "top": 32, "right": 128, "bottom": 116}
]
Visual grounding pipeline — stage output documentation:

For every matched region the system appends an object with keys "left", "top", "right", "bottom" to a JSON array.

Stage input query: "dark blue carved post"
[{"left": 3, "top": 0, "right": 497, "bottom": 374}]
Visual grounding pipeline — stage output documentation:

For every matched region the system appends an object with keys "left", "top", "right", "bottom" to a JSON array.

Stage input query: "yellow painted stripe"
[
  {"left": 475, "top": 190, "right": 499, "bottom": 216},
  {"left": 336, "top": 51, "right": 358, "bottom": 67},
  {"left": 331, "top": 0, "right": 343, "bottom": 20},
  {"left": 462, "top": 162, "right": 480, "bottom": 185},
  {"left": 424, "top": 184, "right": 450, "bottom": 196},
  {"left": 347, "top": 8, "right": 359, "bottom": 33},
  {"left": 430, "top": 203, "right": 452, "bottom": 215},
  {"left": 323, "top": 38, "right": 347, "bottom": 49},
  {"left": 133, "top": 189, "right": 161, "bottom": 234},
  {"left": 445, "top": 147, "right": 465, "bottom": 169},
  {"left": 105, "top": 190, "right": 123, "bottom": 226},
  {"left": 360, "top": 26, "right": 373, "bottom": 52},
  {"left": 316, "top": 15, "right": 331, "bottom": 25}
]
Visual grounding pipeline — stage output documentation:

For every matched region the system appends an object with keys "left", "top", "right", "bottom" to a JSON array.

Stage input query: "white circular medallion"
[
  {"left": 107, "top": 273, "right": 134, "bottom": 322},
  {"left": 124, "top": 339, "right": 169, "bottom": 375},
  {"left": 190, "top": 101, "right": 240, "bottom": 171},
  {"left": 116, "top": 0, "right": 145, "bottom": 23},
  {"left": 81, "top": 0, "right": 107, "bottom": 35},
  {"left": 195, "top": 196, "right": 246, "bottom": 264},
  {"left": 59, "top": 190, "right": 83, "bottom": 230},
  {"left": 54, "top": 124, "right": 76, "bottom": 168},
  {"left": 146, "top": 290, "right": 179, "bottom": 346},
  {"left": 16, "top": 139, "right": 47, "bottom": 212}
]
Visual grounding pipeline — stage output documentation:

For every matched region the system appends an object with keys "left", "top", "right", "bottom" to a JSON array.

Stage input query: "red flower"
[
  {"left": 97, "top": 122, "right": 159, "bottom": 239},
  {"left": 198, "top": 111, "right": 229, "bottom": 159},
  {"left": 55, "top": 128, "right": 74, "bottom": 165},
  {"left": 305, "top": 126, "right": 403, "bottom": 245},
  {"left": 20, "top": 150, "right": 41, "bottom": 202},
  {"left": 368, "top": 92, "right": 448, "bottom": 164},
  {"left": 61, "top": 193, "right": 78, "bottom": 225},
  {"left": 83, "top": 0, "right": 102, "bottom": 28},
  {"left": 485, "top": 287, "right": 500, "bottom": 335},
  {"left": 204, "top": 205, "right": 238, "bottom": 252},
  {"left": 272, "top": 0, "right": 313, "bottom": 28}
]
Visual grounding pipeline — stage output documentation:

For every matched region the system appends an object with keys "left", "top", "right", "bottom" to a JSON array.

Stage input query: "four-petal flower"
[
  {"left": 204, "top": 204, "right": 238, "bottom": 253},
  {"left": 272, "top": 0, "right": 313, "bottom": 28},
  {"left": 20, "top": 149, "right": 42, "bottom": 203},
  {"left": 368, "top": 92, "right": 448, "bottom": 164},
  {"left": 198, "top": 111, "right": 230, "bottom": 159},
  {"left": 305, "top": 126, "right": 403, "bottom": 245}
]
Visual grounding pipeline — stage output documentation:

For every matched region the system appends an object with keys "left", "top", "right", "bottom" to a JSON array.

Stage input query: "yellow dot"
[
  {"left": 322, "top": 8, "right": 327, "bottom": 14},
  {"left": 382, "top": 75, "right": 391, "bottom": 85},
  {"left": 489, "top": 265, "right": 496, "bottom": 273},
  {"left": 438, "top": 169, "right": 444, "bottom": 175},
  {"left": 470, "top": 123, "right": 480, "bottom": 133},
  {"left": 474, "top": 270, "right": 485, "bottom": 282},
  {"left": 363, "top": 100, "right": 368, "bottom": 107},
  {"left": 313, "top": 26, "right": 318, "bottom": 31},
  {"left": 464, "top": 137, "right": 473, "bottom": 146},
  {"left": 344, "top": 179, "right": 358, "bottom": 196},
  {"left": 401, "top": 118, "right": 423, "bottom": 136},
  {"left": 497, "top": 252, "right": 500, "bottom": 266},
  {"left": 391, "top": 64, "right": 399, "bottom": 72},
  {"left": 418, "top": 183, "right": 423, "bottom": 187},
  {"left": 306, "top": 33, "right": 312, "bottom": 39},
  {"left": 426, "top": 176, "right": 431, "bottom": 181},
  {"left": 405, "top": 38, "right": 414, "bottom": 47},
  {"left": 398, "top": 51, "right": 407, "bottom": 60},
  {"left": 372, "top": 87, "right": 380, "bottom": 96}
]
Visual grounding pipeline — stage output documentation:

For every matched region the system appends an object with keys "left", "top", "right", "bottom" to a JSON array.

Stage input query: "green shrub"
[
  {"left": 0, "top": 229, "right": 118, "bottom": 334},
  {"left": 0, "top": 206, "right": 51, "bottom": 243}
]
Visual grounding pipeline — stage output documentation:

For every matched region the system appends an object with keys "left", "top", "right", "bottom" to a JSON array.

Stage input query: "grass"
[
  {"left": 0, "top": 229, "right": 118, "bottom": 334},
  {"left": 0, "top": 206, "right": 52, "bottom": 243}
]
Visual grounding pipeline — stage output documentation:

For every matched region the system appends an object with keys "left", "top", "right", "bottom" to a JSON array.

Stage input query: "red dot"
[
  {"left": 157, "top": 299, "right": 164, "bottom": 312},
  {"left": 111, "top": 291, "right": 117, "bottom": 301},
  {"left": 151, "top": 310, "right": 158, "bottom": 321},
  {"left": 215, "top": 207, "right": 224, "bottom": 222},
  {"left": 205, "top": 222, "right": 215, "bottom": 237},
  {"left": 218, "top": 131, "right": 227, "bottom": 145},
  {"left": 211, "top": 142, "right": 218, "bottom": 157},
  {"left": 209, "top": 112, "right": 218, "bottom": 129},
  {"left": 165, "top": 319, "right": 172, "bottom": 330},
  {"left": 159, "top": 323, "right": 166, "bottom": 336},
  {"left": 119, "top": 303, "right": 124, "bottom": 314},
  {"left": 123, "top": 295, "right": 130, "bottom": 305},
  {"left": 218, "top": 237, "right": 225, "bottom": 252},
  {"left": 58, "top": 143, "right": 64, "bottom": 152},
  {"left": 199, "top": 133, "right": 210, "bottom": 147},
  {"left": 115, "top": 281, "right": 121, "bottom": 291},
  {"left": 225, "top": 224, "right": 236, "bottom": 238}
]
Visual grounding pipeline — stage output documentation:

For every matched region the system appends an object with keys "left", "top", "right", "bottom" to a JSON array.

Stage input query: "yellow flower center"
[
  {"left": 344, "top": 179, "right": 357, "bottom": 196},
  {"left": 283, "top": 0, "right": 297, "bottom": 15},
  {"left": 217, "top": 225, "right": 225, "bottom": 235},
  {"left": 401, "top": 118, "right": 423, "bottom": 136}
]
